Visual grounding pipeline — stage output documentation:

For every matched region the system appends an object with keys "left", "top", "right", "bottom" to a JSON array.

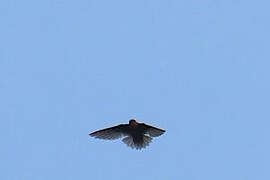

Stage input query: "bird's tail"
[{"left": 122, "top": 135, "right": 152, "bottom": 150}]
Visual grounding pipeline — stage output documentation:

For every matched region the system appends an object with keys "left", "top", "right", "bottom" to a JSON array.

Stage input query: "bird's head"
[{"left": 129, "top": 119, "right": 138, "bottom": 125}]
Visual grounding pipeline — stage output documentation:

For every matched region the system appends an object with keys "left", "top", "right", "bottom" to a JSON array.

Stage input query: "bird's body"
[{"left": 89, "top": 119, "right": 165, "bottom": 150}]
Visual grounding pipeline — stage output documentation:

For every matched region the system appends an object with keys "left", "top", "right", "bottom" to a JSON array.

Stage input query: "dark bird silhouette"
[{"left": 89, "top": 119, "right": 165, "bottom": 150}]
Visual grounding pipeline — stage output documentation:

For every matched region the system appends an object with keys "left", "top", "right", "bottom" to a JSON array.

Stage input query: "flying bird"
[{"left": 89, "top": 119, "right": 165, "bottom": 150}]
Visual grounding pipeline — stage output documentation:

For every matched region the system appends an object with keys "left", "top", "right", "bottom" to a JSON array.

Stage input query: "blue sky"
[{"left": 1, "top": 0, "right": 270, "bottom": 179}]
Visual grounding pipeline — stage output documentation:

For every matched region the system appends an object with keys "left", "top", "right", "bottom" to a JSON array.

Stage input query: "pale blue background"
[{"left": 1, "top": 0, "right": 270, "bottom": 179}]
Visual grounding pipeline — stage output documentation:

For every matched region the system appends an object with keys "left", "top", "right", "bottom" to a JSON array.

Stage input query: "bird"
[{"left": 89, "top": 119, "right": 165, "bottom": 150}]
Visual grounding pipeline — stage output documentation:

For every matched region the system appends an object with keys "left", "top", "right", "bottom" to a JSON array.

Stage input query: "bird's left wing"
[
  {"left": 89, "top": 124, "right": 129, "bottom": 140},
  {"left": 142, "top": 123, "right": 166, "bottom": 137}
]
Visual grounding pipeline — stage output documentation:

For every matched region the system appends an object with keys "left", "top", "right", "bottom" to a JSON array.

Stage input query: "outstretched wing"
[
  {"left": 142, "top": 123, "right": 166, "bottom": 137},
  {"left": 89, "top": 124, "right": 129, "bottom": 140}
]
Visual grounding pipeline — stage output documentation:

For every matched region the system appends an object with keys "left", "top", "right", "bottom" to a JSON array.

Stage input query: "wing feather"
[
  {"left": 89, "top": 124, "right": 129, "bottom": 140},
  {"left": 143, "top": 124, "right": 165, "bottom": 137}
]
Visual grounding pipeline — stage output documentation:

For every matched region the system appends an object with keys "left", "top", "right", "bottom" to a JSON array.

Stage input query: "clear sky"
[{"left": 1, "top": 0, "right": 270, "bottom": 179}]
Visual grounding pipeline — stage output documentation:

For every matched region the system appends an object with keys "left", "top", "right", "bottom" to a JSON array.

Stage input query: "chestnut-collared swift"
[{"left": 89, "top": 119, "right": 165, "bottom": 150}]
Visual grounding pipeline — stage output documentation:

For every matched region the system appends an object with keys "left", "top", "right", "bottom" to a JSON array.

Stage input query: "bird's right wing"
[{"left": 89, "top": 124, "right": 129, "bottom": 140}]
